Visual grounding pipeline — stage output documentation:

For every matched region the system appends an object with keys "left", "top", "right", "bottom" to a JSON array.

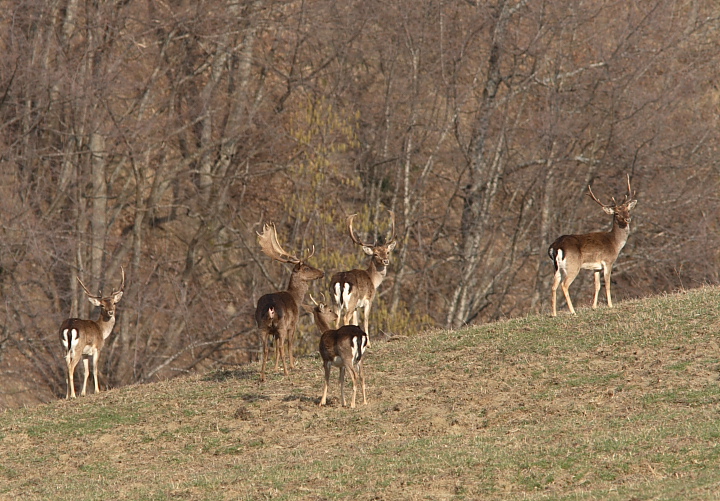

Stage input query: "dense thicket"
[{"left": 1, "top": 0, "right": 718, "bottom": 406}]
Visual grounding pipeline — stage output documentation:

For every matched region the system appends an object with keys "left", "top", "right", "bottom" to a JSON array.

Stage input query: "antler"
[
  {"left": 114, "top": 266, "right": 126, "bottom": 296},
  {"left": 77, "top": 266, "right": 125, "bottom": 299},
  {"left": 347, "top": 214, "right": 375, "bottom": 248},
  {"left": 588, "top": 174, "right": 636, "bottom": 208},
  {"left": 347, "top": 210, "right": 396, "bottom": 248},
  {"left": 587, "top": 184, "right": 612, "bottom": 209},
  {"left": 257, "top": 223, "right": 301, "bottom": 264},
  {"left": 77, "top": 276, "right": 100, "bottom": 300},
  {"left": 386, "top": 210, "right": 396, "bottom": 245}
]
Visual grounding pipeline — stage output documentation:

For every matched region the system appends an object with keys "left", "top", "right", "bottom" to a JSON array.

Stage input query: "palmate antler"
[{"left": 257, "top": 223, "right": 315, "bottom": 264}]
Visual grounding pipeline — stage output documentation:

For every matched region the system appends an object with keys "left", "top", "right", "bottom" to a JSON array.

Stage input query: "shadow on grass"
[{"left": 204, "top": 367, "right": 257, "bottom": 382}]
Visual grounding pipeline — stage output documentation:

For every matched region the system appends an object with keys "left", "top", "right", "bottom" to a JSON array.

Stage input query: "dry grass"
[{"left": 2, "top": 288, "right": 720, "bottom": 500}]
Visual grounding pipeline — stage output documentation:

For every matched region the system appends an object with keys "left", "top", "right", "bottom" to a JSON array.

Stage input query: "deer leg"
[
  {"left": 551, "top": 270, "right": 562, "bottom": 317},
  {"left": 92, "top": 351, "right": 100, "bottom": 394},
  {"left": 81, "top": 357, "right": 90, "bottom": 396},
  {"left": 260, "top": 331, "right": 270, "bottom": 381},
  {"left": 362, "top": 302, "right": 372, "bottom": 347},
  {"left": 346, "top": 365, "right": 358, "bottom": 409},
  {"left": 66, "top": 355, "right": 78, "bottom": 399},
  {"left": 278, "top": 335, "right": 290, "bottom": 377},
  {"left": 604, "top": 265, "right": 613, "bottom": 307},
  {"left": 273, "top": 337, "right": 280, "bottom": 371},
  {"left": 592, "top": 271, "right": 601, "bottom": 309},
  {"left": 339, "top": 366, "right": 346, "bottom": 407},
  {"left": 320, "top": 362, "right": 331, "bottom": 406},
  {"left": 358, "top": 362, "right": 367, "bottom": 405},
  {"left": 561, "top": 276, "right": 577, "bottom": 315},
  {"left": 287, "top": 330, "right": 296, "bottom": 368}
]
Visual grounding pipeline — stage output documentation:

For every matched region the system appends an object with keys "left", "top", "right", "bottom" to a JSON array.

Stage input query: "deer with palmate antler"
[
  {"left": 59, "top": 267, "right": 125, "bottom": 398},
  {"left": 304, "top": 294, "right": 368, "bottom": 409},
  {"left": 548, "top": 175, "right": 637, "bottom": 316},
  {"left": 330, "top": 211, "right": 396, "bottom": 347},
  {"left": 255, "top": 223, "right": 324, "bottom": 381}
]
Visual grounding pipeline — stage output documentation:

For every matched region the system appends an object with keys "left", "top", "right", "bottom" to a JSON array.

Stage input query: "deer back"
[
  {"left": 320, "top": 325, "right": 367, "bottom": 367},
  {"left": 255, "top": 290, "right": 299, "bottom": 333},
  {"left": 60, "top": 318, "right": 107, "bottom": 355}
]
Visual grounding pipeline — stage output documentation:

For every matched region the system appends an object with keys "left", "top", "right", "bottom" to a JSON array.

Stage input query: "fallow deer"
[
  {"left": 548, "top": 175, "right": 637, "bottom": 316},
  {"left": 304, "top": 295, "right": 368, "bottom": 408},
  {"left": 330, "top": 211, "right": 396, "bottom": 346},
  {"left": 59, "top": 267, "right": 125, "bottom": 398},
  {"left": 255, "top": 223, "right": 324, "bottom": 381}
]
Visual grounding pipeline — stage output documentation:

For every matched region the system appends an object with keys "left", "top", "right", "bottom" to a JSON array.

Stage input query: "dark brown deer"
[
  {"left": 59, "top": 267, "right": 125, "bottom": 398},
  {"left": 255, "top": 223, "right": 324, "bottom": 381},
  {"left": 304, "top": 295, "right": 368, "bottom": 408},
  {"left": 330, "top": 211, "right": 396, "bottom": 346},
  {"left": 548, "top": 175, "right": 637, "bottom": 316}
]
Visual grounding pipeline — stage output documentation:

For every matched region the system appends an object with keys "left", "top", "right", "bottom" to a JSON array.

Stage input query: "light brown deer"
[
  {"left": 59, "top": 267, "right": 125, "bottom": 398},
  {"left": 255, "top": 223, "right": 324, "bottom": 381},
  {"left": 304, "top": 295, "right": 368, "bottom": 408},
  {"left": 330, "top": 211, "right": 396, "bottom": 346},
  {"left": 548, "top": 175, "right": 637, "bottom": 316}
]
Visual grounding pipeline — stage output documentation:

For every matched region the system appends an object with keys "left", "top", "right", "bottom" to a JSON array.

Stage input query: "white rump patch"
[
  {"left": 62, "top": 328, "right": 80, "bottom": 351},
  {"left": 351, "top": 337, "right": 359, "bottom": 363}
]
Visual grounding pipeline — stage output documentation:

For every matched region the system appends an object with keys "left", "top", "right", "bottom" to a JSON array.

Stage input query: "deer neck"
[
  {"left": 609, "top": 217, "right": 631, "bottom": 250},
  {"left": 286, "top": 274, "right": 311, "bottom": 305},
  {"left": 313, "top": 312, "right": 335, "bottom": 334},
  {"left": 366, "top": 259, "right": 387, "bottom": 289},
  {"left": 97, "top": 311, "right": 117, "bottom": 340}
]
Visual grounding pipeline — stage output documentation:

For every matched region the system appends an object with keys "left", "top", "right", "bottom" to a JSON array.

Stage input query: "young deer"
[
  {"left": 59, "top": 267, "right": 125, "bottom": 398},
  {"left": 304, "top": 295, "right": 368, "bottom": 408},
  {"left": 548, "top": 175, "right": 637, "bottom": 316},
  {"left": 255, "top": 223, "right": 324, "bottom": 381},
  {"left": 330, "top": 211, "right": 396, "bottom": 346}
]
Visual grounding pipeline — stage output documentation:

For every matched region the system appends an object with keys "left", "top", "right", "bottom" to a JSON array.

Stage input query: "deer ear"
[
  {"left": 362, "top": 246, "right": 374, "bottom": 256},
  {"left": 602, "top": 206, "right": 615, "bottom": 215},
  {"left": 627, "top": 200, "right": 637, "bottom": 210},
  {"left": 112, "top": 291, "right": 124, "bottom": 303},
  {"left": 87, "top": 296, "right": 102, "bottom": 307},
  {"left": 387, "top": 241, "right": 397, "bottom": 251},
  {"left": 301, "top": 304, "right": 315, "bottom": 314}
]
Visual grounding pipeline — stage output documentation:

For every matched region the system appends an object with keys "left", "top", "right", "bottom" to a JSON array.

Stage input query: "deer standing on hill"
[
  {"left": 304, "top": 295, "right": 368, "bottom": 408},
  {"left": 548, "top": 175, "right": 637, "bottom": 316},
  {"left": 255, "top": 223, "right": 324, "bottom": 381},
  {"left": 330, "top": 211, "right": 396, "bottom": 346},
  {"left": 60, "top": 267, "right": 125, "bottom": 398}
]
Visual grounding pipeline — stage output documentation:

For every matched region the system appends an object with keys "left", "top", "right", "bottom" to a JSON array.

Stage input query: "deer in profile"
[
  {"left": 548, "top": 175, "right": 637, "bottom": 316},
  {"left": 255, "top": 223, "right": 324, "bottom": 381},
  {"left": 304, "top": 295, "right": 368, "bottom": 408},
  {"left": 330, "top": 211, "right": 396, "bottom": 346},
  {"left": 60, "top": 267, "right": 125, "bottom": 398}
]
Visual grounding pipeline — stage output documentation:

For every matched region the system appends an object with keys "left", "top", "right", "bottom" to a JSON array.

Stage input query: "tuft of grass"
[{"left": 2, "top": 287, "right": 720, "bottom": 500}]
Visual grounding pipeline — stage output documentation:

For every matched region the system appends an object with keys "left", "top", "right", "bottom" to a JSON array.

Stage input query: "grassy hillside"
[{"left": 2, "top": 288, "right": 720, "bottom": 500}]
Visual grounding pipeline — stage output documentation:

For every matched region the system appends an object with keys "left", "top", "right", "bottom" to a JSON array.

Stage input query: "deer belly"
[
  {"left": 331, "top": 356, "right": 344, "bottom": 367},
  {"left": 580, "top": 261, "right": 604, "bottom": 271}
]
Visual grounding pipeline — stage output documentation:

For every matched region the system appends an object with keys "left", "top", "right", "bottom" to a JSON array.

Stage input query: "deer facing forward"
[
  {"left": 548, "top": 175, "right": 637, "bottom": 316},
  {"left": 330, "top": 211, "right": 396, "bottom": 346},
  {"left": 60, "top": 268, "right": 125, "bottom": 398}
]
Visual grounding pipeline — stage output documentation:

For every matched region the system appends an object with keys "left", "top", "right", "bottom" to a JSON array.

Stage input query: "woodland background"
[{"left": 0, "top": 0, "right": 718, "bottom": 407}]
